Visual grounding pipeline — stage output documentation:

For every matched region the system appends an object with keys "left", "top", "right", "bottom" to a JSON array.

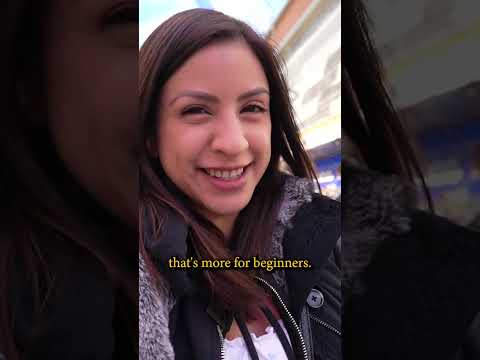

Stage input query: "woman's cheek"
[
  {"left": 162, "top": 123, "right": 210, "bottom": 166},
  {"left": 249, "top": 121, "right": 272, "bottom": 155}
]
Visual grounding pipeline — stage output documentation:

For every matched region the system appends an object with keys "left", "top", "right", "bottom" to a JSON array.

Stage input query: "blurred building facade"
[{"left": 267, "top": 0, "right": 341, "bottom": 199}]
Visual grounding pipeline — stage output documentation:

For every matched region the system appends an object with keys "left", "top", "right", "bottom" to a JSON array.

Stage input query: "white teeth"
[
  {"left": 205, "top": 167, "right": 244, "bottom": 179},
  {"left": 236, "top": 168, "right": 244, "bottom": 176}
]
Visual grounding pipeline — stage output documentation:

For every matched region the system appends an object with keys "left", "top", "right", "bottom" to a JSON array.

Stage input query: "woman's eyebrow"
[
  {"left": 168, "top": 87, "right": 270, "bottom": 105},
  {"left": 238, "top": 87, "right": 270, "bottom": 101}
]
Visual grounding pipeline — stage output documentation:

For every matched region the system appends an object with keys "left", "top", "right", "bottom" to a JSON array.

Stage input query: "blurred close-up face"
[
  {"left": 44, "top": 0, "right": 138, "bottom": 225},
  {"left": 156, "top": 39, "right": 272, "bottom": 233}
]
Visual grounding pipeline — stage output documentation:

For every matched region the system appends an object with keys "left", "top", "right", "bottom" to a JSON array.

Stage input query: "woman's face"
[
  {"left": 45, "top": 0, "right": 138, "bottom": 225},
  {"left": 156, "top": 40, "right": 272, "bottom": 236}
]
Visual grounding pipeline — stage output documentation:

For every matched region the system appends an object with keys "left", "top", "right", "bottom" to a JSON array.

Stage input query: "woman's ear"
[{"left": 146, "top": 137, "right": 158, "bottom": 157}]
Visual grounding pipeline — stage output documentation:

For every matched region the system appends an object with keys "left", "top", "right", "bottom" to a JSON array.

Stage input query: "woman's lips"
[
  {"left": 204, "top": 167, "right": 244, "bottom": 179},
  {"left": 200, "top": 164, "right": 250, "bottom": 191}
]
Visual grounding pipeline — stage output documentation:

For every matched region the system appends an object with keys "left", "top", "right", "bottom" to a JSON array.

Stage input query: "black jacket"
[
  {"left": 141, "top": 176, "right": 341, "bottom": 360},
  {"left": 342, "top": 163, "right": 480, "bottom": 360}
]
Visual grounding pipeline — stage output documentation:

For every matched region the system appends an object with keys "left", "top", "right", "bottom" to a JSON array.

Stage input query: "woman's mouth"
[
  {"left": 203, "top": 167, "right": 245, "bottom": 180},
  {"left": 199, "top": 164, "right": 251, "bottom": 190}
]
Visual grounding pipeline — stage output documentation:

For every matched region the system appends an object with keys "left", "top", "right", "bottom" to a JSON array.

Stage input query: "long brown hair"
[
  {"left": 1, "top": 1, "right": 137, "bottom": 358},
  {"left": 139, "top": 8, "right": 318, "bottom": 314}
]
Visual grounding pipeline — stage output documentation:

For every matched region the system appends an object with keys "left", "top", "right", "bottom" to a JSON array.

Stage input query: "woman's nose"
[{"left": 210, "top": 113, "right": 249, "bottom": 155}]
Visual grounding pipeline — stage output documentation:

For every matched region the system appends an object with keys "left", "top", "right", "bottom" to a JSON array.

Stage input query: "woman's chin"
[
  {"left": 201, "top": 196, "right": 252, "bottom": 219},
  {"left": 206, "top": 203, "right": 248, "bottom": 217}
]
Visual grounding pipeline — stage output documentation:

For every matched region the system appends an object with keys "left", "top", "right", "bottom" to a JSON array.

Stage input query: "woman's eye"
[
  {"left": 242, "top": 104, "right": 266, "bottom": 113},
  {"left": 182, "top": 106, "right": 210, "bottom": 115}
]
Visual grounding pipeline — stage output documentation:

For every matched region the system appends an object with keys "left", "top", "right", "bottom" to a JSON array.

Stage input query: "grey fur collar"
[
  {"left": 138, "top": 175, "right": 314, "bottom": 360},
  {"left": 342, "top": 162, "right": 416, "bottom": 294},
  {"left": 267, "top": 175, "right": 314, "bottom": 294},
  {"left": 139, "top": 253, "right": 175, "bottom": 360}
]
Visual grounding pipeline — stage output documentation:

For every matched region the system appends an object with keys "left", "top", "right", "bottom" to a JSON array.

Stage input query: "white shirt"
[{"left": 224, "top": 320, "right": 291, "bottom": 360}]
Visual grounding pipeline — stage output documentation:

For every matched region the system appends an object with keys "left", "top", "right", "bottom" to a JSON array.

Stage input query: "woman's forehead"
[{"left": 162, "top": 41, "right": 269, "bottom": 98}]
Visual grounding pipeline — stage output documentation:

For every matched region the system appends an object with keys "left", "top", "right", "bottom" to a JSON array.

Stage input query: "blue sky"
[{"left": 140, "top": 0, "right": 288, "bottom": 45}]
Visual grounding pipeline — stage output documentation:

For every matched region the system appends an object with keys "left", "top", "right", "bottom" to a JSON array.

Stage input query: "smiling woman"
[
  {"left": 1, "top": 0, "right": 138, "bottom": 359},
  {"left": 139, "top": 8, "right": 341, "bottom": 360},
  {"left": 156, "top": 39, "right": 273, "bottom": 237}
]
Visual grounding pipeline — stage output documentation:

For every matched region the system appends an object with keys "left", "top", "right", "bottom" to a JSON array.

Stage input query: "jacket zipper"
[
  {"left": 217, "top": 324, "right": 225, "bottom": 360},
  {"left": 308, "top": 312, "right": 342, "bottom": 336},
  {"left": 255, "top": 276, "right": 309, "bottom": 360},
  {"left": 301, "top": 306, "right": 315, "bottom": 360}
]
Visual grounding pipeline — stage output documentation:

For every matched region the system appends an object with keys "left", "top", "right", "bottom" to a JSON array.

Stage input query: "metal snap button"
[{"left": 307, "top": 288, "right": 324, "bottom": 308}]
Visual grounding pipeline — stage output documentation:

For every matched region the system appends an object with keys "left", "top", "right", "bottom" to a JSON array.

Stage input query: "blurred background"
[
  {"left": 140, "top": 0, "right": 341, "bottom": 199},
  {"left": 365, "top": 0, "right": 480, "bottom": 229}
]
